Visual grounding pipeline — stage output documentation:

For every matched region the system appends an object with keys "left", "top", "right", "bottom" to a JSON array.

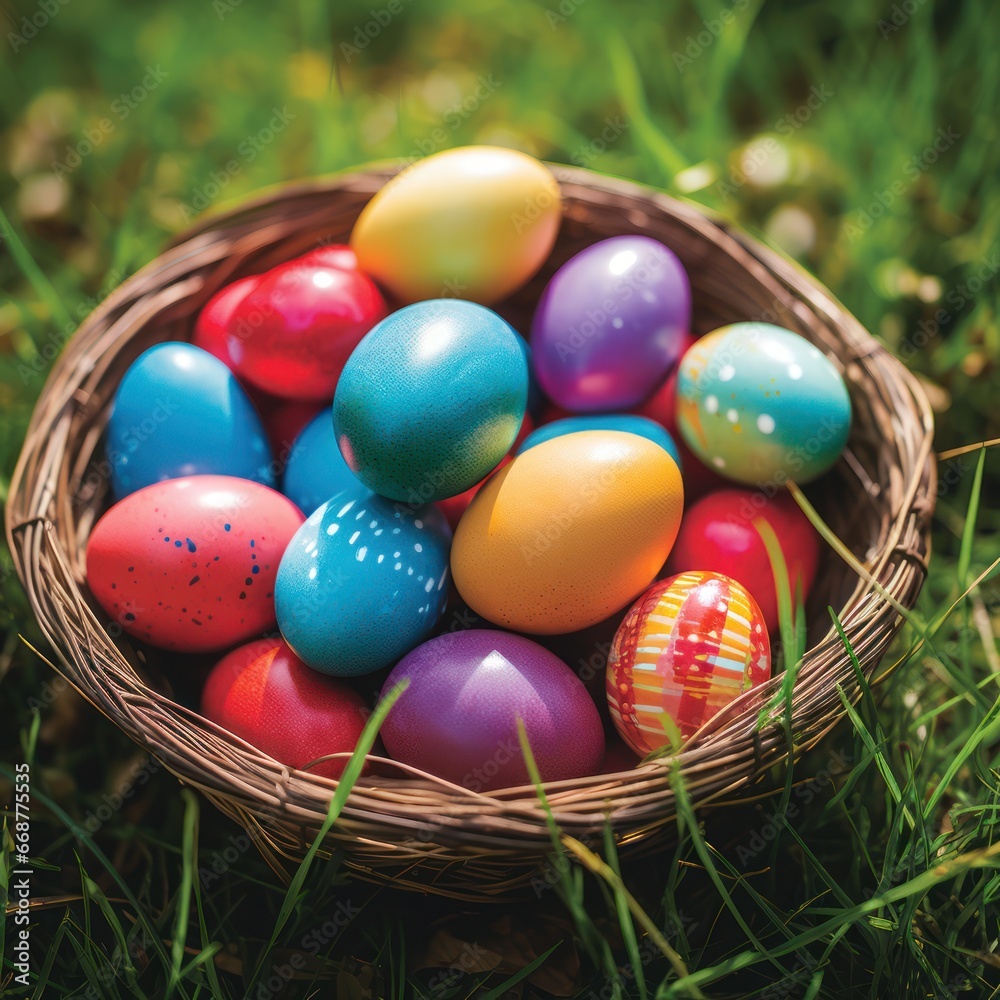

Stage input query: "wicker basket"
[{"left": 6, "top": 164, "right": 936, "bottom": 899}]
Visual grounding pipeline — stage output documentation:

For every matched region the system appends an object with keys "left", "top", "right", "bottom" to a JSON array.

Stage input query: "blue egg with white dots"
[
  {"left": 275, "top": 481, "right": 452, "bottom": 676},
  {"left": 282, "top": 411, "right": 362, "bottom": 516},
  {"left": 333, "top": 299, "right": 529, "bottom": 503},
  {"left": 517, "top": 414, "right": 681, "bottom": 467},
  {"left": 108, "top": 342, "right": 274, "bottom": 499}
]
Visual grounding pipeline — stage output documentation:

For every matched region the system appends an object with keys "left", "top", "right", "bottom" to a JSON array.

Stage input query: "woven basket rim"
[{"left": 5, "top": 161, "right": 936, "bottom": 897}]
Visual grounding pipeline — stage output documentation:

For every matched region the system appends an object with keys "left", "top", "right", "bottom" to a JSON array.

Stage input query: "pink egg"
[
  {"left": 192, "top": 275, "right": 262, "bottom": 369},
  {"left": 86, "top": 475, "right": 305, "bottom": 653},
  {"left": 202, "top": 638, "right": 369, "bottom": 779},
  {"left": 379, "top": 630, "right": 605, "bottom": 791},
  {"left": 607, "top": 572, "right": 771, "bottom": 754}
]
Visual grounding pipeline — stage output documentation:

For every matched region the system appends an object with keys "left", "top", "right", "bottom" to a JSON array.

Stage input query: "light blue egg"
[
  {"left": 676, "top": 323, "right": 852, "bottom": 485},
  {"left": 333, "top": 300, "right": 529, "bottom": 502},
  {"left": 517, "top": 414, "right": 681, "bottom": 467},
  {"left": 281, "top": 411, "right": 362, "bottom": 516},
  {"left": 108, "top": 342, "right": 274, "bottom": 498},
  {"left": 275, "top": 482, "right": 452, "bottom": 676}
]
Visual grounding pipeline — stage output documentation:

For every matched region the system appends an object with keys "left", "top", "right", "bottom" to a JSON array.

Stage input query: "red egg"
[
  {"left": 193, "top": 275, "right": 262, "bottom": 369},
  {"left": 435, "top": 413, "right": 535, "bottom": 530},
  {"left": 228, "top": 258, "right": 387, "bottom": 401},
  {"left": 629, "top": 332, "right": 696, "bottom": 434},
  {"left": 202, "top": 638, "right": 369, "bottom": 779},
  {"left": 86, "top": 475, "right": 305, "bottom": 653},
  {"left": 259, "top": 399, "right": 326, "bottom": 465},
  {"left": 607, "top": 572, "right": 771, "bottom": 754},
  {"left": 665, "top": 489, "right": 820, "bottom": 633},
  {"left": 295, "top": 244, "right": 360, "bottom": 271}
]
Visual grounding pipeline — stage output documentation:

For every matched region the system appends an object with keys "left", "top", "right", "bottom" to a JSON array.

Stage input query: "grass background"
[{"left": 2, "top": 0, "right": 999, "bottom": 995}]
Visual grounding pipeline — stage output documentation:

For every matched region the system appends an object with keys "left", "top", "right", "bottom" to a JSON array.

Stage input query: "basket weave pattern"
[{"left": 6, "top": 166, "right": 936, "bottom": 896}]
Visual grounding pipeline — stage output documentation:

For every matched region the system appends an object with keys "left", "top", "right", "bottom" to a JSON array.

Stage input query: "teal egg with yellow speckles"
[
  {"left": 333, "top": 300, "right": 529, "bottom": 503},
  {"left": 675, "top": 323, "right": 851, "bottom": 486},
  {"left": 275, "top": 480, "right": 452, "bottom": 676}
]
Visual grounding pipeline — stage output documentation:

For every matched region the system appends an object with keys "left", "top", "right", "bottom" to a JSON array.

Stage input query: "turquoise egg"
[
  {"left": 676, "top": 323, "right": 851, "bottom": 485},
  {"left": 281, "top": 411, "right": 361, "bottom": 516},
  {"left": 108, "top": 342, "right": 274, "bottom": 498},
  {"left": 274, "top": 481, "right": 452, "bottom": 676},
  {"left": 332, "top": 300, "right": 529, "bottom": 503},
  {"left": 517, "top": 414, "right": 681, "bottom": 467}
]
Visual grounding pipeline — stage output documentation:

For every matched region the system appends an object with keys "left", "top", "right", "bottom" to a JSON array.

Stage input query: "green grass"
[{"left": 2, "top": 0, "right": 1000, "bottom": 995}]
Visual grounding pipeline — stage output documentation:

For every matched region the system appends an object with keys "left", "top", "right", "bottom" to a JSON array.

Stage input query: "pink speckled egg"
[
  {"left": 85, "top": 475, "right": 305, "bottom": 653},
  {"left": 379, "top": 630, "right": 605, "bottom": 790}
]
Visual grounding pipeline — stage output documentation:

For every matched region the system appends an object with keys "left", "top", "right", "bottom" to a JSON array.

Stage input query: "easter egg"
[
  {"left": 675, "top": 323, "right": 852, "bottom": 485},
  {"left": 85, "top": 475, "right": 305, "bottom": 653},
  {"left": 531, "top": 236, "right": 691, "bottom": 411},
  {"left": 260, "top": 399, "right": 325, "bottom": 464},
  {"left": 350, "top": 145, "right": 561, "bottom": 305},
  {"left": 275, "top": 483, "right": 452, "bottom": 676},
  {"left": 379, "top": 630, "right": 604, "bottom": 790},
  {"left": 333, "top": 300, "right": 529, "bottom": 502},
  {"left": 281, "top": 411, "right": 361, "bottom": 516},
  {"left": 107, "top": 343, "right": 275, "bottom": 499},
  {"left": 451, "top": 431, "right": 684, "bottom": 634},
  {"left": 202, "top": 638, "right": 369, "bottom": 779},
  {"left": 517, "top": 414, "right": 681, "bottom": 467},
  {"left": 192, "top": 275, "right": 262, "bottom": 369},
  {"left": 666, "top": 489, "right": 820, "bottom": 633},
  {"left": 607, "top": 572, "right": 771, "bottom": 754},
  {"left": 229, "top": 254, "right": 387, "bottom": 400}
]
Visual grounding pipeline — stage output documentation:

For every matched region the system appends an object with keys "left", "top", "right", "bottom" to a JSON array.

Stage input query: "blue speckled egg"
[
  {"left": 517, "top": 414, "right": 681, "bottom": 467},
  {"left": 108, "top": 342, "right": 274, "bottom": 498},
  {"left": 281, "top": 412, "right": 361, "bottom": 516},
  {"left": 332, "top": 300, "right": 529, "bottom": 503},
  {"left": 275, "top": 481, "right": 452, "bottom": 676},
  {"left": 676, "top": 323, "right": 851, "bottom": 485}
]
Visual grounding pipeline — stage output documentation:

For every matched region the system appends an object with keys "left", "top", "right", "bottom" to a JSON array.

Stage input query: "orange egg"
[
  {"left": 350, "top": 146, "right": 561, "bottom": 305},
  {"left": 451, "top": 431, "right": 683, "bottom": 634}
]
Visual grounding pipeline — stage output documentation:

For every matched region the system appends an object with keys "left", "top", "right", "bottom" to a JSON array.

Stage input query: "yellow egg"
[
  {"left": 350, "top": 145, "right": 561, "bottom": 305},
  {"left": 451, "top": 431, "right": 684, "bottom": 634}
]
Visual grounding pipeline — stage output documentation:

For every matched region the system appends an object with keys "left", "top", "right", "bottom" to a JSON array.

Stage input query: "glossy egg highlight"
[
  {"left": 85, "top": 475, "right": 305, "bottom": 652},
  {"left": 107, "top": 343, "right": 275, "bottom": 498},
  {"left": 531, "top": 236, "right": 691, "bottom": 410},
  {"left": 676, "top": 323, "right": 852, "bottom": 485},
  {"left": 379, "top": 630, "right": 604, "bottom": 790},
  {"left": 607, "top": 572, "right": 771, "bottom": 754},
  {"left": 229, "top": 253, "right": 387, "bottom": 400},
  {"left": 333, "top": 299, "right": 529, "bottom": 502},
  {"left": 451, "top": 430, "right": 684, "bottom": 634},
  {"left": 202, "top": 638, "right": 369, "bottom": 779},
  {"left": 275, "top": 482, "right": 452, "bottom": 676},
  {"left": 350, "top": 145, "right": 561, "bottom": 305}
]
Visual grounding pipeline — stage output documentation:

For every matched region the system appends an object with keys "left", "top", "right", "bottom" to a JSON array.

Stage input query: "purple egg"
[
  {"left": 379, "top": 630, "right": 605, "bottom": 791},
  {"left": 531, "top": 235, "right": 691, "bottom": 411}
]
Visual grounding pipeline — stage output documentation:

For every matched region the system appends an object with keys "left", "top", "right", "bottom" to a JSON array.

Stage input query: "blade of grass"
[
  {"left": 956, "top": 446, "right": 986, "bottom": 587},
  {"left": 602, "top": 822, "right": 647, "bottom": 1000},
  {"left": 165, "top": 789, "right": 202, "bottom": 998},
  {"left": 0, "top": 206, "right": 74, "bottom": 331},
  {"left": 246, "top": 678, "right": 409, "bottom": 992}
]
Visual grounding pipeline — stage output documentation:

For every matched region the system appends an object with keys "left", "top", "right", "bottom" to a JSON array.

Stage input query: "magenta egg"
[
  {"left": 379, "top": 630, "right": 605, "bottom": 790},
  {"left": 531, "top": 235, "right": 691, "bottom": 411}
]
